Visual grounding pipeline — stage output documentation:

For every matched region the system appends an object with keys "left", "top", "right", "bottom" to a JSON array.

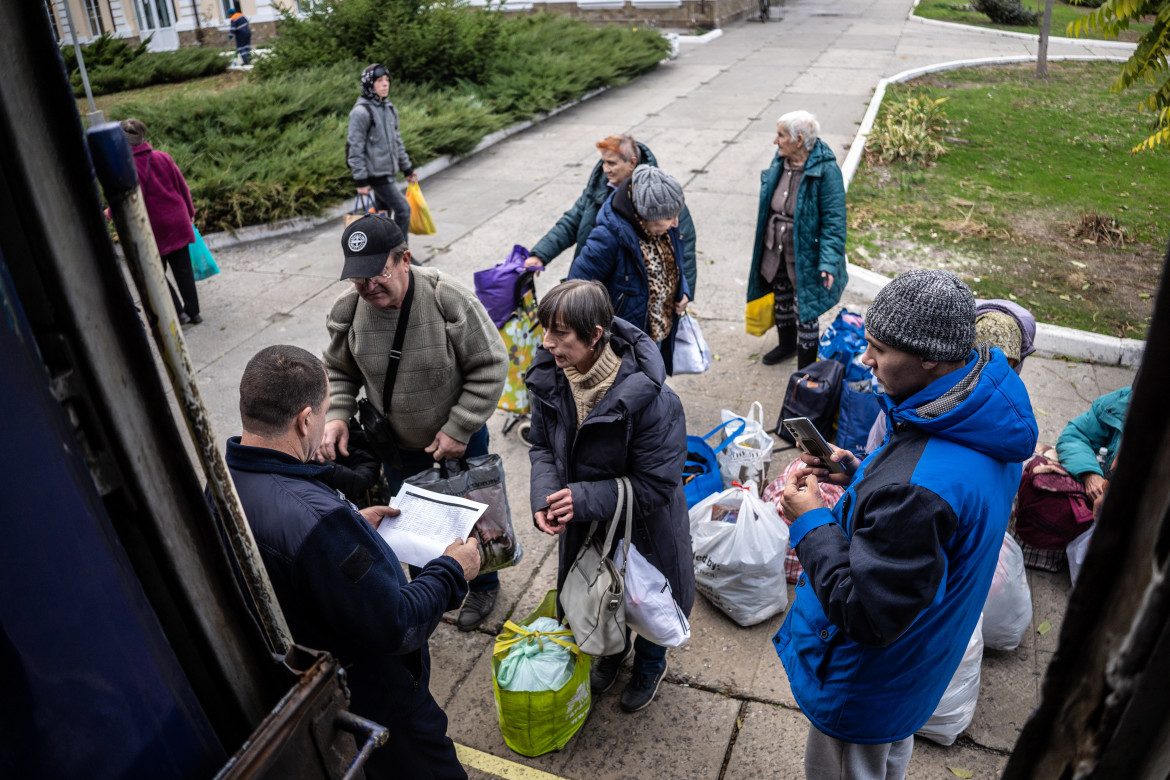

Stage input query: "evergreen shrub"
[{"left": 972, "top": 0, "right": 1040, "bottom": 25}]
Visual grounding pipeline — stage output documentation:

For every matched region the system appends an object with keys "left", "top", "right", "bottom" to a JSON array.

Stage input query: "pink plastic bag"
[{"left": 762, "top": 456, "right": 846, "bottom": 583}]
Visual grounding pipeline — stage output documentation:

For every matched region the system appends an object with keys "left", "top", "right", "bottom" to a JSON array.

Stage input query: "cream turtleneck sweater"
[{"left": 563, "top": 343, "right": 622, "bottom": 429}]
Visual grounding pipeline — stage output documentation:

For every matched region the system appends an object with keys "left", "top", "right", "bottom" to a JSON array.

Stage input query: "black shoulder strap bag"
[{"left": 356, "top": 270, "right": 414, "bottom": 470}]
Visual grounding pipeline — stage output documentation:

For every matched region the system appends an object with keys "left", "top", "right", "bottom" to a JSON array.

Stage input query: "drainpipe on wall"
[{"left": 190, "top": 0, "right": 204, "bottom": 45}]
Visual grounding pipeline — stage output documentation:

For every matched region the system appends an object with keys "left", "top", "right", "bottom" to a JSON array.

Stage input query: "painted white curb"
[
  {"left": 840, "top": 54, "right": 1145, "bottom": 367},
  {"left": 907, "top": 0, "right": 1138, "bottom": 51}
]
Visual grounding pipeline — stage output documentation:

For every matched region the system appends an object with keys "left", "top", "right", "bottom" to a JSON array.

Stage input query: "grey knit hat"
[
  {"left": 865, "top": 269, "right": 976, "bottom": 361},
  {"left": 631, "top": 165, "right": 684, "bottom": 221}
]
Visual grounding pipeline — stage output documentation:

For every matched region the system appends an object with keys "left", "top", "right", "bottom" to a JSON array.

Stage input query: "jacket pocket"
[{"left": 787, "top": 583, "right": 840, "bottom": 685}]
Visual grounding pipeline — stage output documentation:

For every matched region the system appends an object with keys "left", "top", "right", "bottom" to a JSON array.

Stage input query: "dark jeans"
[
  {"left": 396, "top": 425, "right": 499, "bottom": 593},
  {"left": 162, "top": 246, "right": 199, "bottom": 318},
  {"left": 363, "top": 690, "right": 466, "bottom": 780},
  {"left": 369, "top": 177, "right": 412, "bottom": 241},
  {"left": 610, "top": 629, "right": 667, "bottom": 676}
]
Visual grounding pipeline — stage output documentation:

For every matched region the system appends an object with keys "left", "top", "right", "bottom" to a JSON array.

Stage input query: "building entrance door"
[{"left": 133, "top": 0, "right": 179, "bottom": 51}]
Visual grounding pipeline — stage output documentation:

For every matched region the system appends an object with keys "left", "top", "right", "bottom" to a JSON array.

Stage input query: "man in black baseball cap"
[{"left": 320, "top": 212, "right": 510, "bottom": 635}]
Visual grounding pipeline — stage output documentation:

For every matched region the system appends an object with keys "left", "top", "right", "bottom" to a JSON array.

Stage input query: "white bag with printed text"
[{"left": 689, "top": 482, "right": 788, "bottom": 626}]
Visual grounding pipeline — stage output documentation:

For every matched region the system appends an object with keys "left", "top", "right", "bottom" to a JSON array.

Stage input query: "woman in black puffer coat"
[{"left": 526, "top": 279, "right": 691, "bottom": 714}]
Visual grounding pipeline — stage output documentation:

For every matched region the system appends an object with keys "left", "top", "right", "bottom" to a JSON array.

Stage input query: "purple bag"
[{"left": 474, "top": 245, "right": 530, "bottom": 328}]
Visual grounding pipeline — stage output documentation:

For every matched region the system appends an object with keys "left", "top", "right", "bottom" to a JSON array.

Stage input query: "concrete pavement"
[{"left": 174, "top": 0, "right": 1138, "bottom": 776}]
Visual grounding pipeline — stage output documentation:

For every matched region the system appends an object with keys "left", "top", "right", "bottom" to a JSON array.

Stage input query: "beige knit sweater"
[
  {"left": 564, "top": 344, "right": 622, "bottom": 429},
  {"left": 323, "top": 266, "right": 508, "bottom": 450}
]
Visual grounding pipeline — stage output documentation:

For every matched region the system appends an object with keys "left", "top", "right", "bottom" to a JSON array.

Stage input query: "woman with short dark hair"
[{"left": 526, "top": 279, "right": 692, "bottom": 713}]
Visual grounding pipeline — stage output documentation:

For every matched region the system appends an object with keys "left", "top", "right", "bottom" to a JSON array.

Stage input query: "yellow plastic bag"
[
  {"left": 405, "top": 182, "right": 437, "bottom": 235},
  {"left": 745, "top": 293, "right": 775, "bottom": 337}
]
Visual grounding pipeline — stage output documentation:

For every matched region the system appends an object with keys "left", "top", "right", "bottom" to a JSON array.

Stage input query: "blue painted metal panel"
[{"left": 0, "top": 250, "right": 226, "bottom": 778}]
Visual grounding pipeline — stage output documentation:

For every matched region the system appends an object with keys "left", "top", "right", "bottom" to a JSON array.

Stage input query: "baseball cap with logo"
[{"left": 339, "top": 214, "right": 405, "bottom": 280}]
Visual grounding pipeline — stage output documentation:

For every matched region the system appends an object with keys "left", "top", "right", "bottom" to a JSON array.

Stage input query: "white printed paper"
[{"left": 377, "top": 483, "right": 488, "bottom": 568}]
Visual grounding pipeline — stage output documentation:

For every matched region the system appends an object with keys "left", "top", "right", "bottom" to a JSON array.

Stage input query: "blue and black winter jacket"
[
  {"left": 218, "top": 438, "right": 467, "bottom": 727},
  {"left": 774, "top": 346, "right": 1037, "bottom": 743}
]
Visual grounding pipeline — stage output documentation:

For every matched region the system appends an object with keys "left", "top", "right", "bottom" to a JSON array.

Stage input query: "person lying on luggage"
[
  {"left": 526, "top": 279, "right": 692, "bottom": 713},
  {"left": 217, "top": 344, "right": 481, "bottom": 780},
  {"left": 775, "top": 270, "right": 1037, "bottom": 779},
  {"left": 525, "top": 133, "right": 698, "bottom": 301},
  {"left": 1056, "top": 385, "right": 1131, "bottom": 504}
]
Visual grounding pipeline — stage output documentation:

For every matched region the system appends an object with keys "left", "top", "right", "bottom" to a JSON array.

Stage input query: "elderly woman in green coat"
[{"left": 747, "top": 111, "right": 848, "bottom": 368}]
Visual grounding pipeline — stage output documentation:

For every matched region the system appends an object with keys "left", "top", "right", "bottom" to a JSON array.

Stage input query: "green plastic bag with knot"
[{"left": 492, "top": 590, "right": 591, "bottom": 757}]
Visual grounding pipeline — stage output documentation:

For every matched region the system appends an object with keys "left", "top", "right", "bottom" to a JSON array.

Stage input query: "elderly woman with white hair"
[{"left": 747, "top": 110, "right": 847, "bottom": 368}]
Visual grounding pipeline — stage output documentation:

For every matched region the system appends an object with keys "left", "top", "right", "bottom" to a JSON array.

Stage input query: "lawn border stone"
[
  {"left": 841, "top": 54, "right": 1147, "bottom": 367},
  {"left": 907, "top": 0, "right": 1140, "bottom": 50}
]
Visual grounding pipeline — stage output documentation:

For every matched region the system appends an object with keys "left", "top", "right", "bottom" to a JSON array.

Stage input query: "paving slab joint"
[
  {"left": 716, "top": 700, "right": 749, "bottom": 780},
  {"left": 840, "top": 54, "right": 1145, "bottom": 368}
]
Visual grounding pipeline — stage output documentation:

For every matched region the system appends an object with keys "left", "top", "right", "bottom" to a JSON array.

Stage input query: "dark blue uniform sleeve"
[
  {"left": 794, "top": 483, "right": 957, "bottom": 647},
  {"left": 293, "top": 507, "right": 468, "bottom": 655}
]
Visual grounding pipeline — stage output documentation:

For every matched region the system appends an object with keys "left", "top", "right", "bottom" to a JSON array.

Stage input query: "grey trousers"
[{"left": 804, "top": 725, "right": 914, "bottom": 780}]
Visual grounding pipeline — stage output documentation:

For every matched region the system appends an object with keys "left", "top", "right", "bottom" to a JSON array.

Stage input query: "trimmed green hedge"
[
  {"left": 107, "top": 14, "right": 668, "bottom": 233},
  {"left": 65, "top": 34, "right": 230, "bottom": 97}
]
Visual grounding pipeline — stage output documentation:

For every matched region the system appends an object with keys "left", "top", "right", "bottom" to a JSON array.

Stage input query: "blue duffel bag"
[{"left": 683, "top": 419, "right": 745, "bottom": 509}]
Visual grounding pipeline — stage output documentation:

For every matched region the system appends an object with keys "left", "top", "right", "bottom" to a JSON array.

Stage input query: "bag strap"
[
  {"left": 699, "top": 419, "right": 746, "bottom": 454},
  {"left": 379, "top": 270, "right": 415, "bottom": 415},
  {"left": 495, "top": 620, "right": 580, "bottom": 657},
  {"left": 748, "top": 401, "right": 765, "bottom": 427},
  {"left": 580, "top": 475, "right": 633, "bottom": 565}
]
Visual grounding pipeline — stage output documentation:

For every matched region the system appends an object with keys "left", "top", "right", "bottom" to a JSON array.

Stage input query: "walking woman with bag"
[
  {"left": 347, "top": 63, "right": 417, "bottom": 240},
  {"left": 121, "top": 118, "right": 201, "bottom": 325},
  {"left": 526, "top": 279, "right": 692, "bottom": 713}
]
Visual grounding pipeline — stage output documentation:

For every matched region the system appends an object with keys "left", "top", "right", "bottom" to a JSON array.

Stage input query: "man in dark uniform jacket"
[{"left": 219, "top": 344, "right": 480, "bottom": 779}]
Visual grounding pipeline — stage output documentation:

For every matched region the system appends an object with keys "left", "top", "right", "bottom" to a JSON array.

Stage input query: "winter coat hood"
[{"left": 882, "top": 345, "right": 1038, "bottom": 464}]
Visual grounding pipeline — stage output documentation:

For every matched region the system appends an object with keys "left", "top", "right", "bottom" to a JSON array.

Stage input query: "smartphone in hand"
[{"left": 783, "top": 417, "right": 847, "bottom": 474}]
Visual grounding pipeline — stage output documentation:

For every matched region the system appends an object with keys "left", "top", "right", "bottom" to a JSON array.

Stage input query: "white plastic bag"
[
  {"left": 673, "top": 314, "right": 711, "bottom": 374},
  {"left": 917, "top": 614, "right": 984, "bottom": 746},
  {"left": 689, "top": 481, "right": 789, "bottom": 626},
  {"left": 496, "top": 617, "right": 577, "bottom": 692},
  {"left": 983, "top": 534, "right": 1032, "bottom": 651},
  {"left": 717, "top": 403, "right": 773, "bottom": 488},
  {"left": 1067, "top": 524, "right": 1095, "bottom": 586},
  {"left": 613, "top": 544, "right": 691, "bottom": 647}
]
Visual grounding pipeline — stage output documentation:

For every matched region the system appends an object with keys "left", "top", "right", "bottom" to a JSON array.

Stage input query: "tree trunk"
[{"left": 1037, "top": 0, "right": 1055, "bottom": 77}]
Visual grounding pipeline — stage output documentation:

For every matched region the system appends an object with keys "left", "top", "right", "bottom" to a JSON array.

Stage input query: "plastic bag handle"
[
  {"left": 748, "top": 401, "right": 765, "bottom": 427},
  {"left": 700, "top": 419, "right": 746, "bottom": 455}
]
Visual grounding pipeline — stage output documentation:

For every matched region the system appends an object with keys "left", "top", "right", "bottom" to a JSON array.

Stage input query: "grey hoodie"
[{"left": 347, "top": 96, "right": 413, "bottom": 186}]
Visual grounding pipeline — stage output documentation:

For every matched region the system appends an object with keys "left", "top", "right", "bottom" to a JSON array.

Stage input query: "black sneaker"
[
  {"left": 188, "top": 313, "right": 203, "bottom": 325},
  {"left": 620, "top": 661, "right": 667, "bottom": 713},
  {"left": 589, "top": 649, "right": 627, "bottom": 694},
  {"left": 456, "top": 586, "right": 498, "bottom": 631}
]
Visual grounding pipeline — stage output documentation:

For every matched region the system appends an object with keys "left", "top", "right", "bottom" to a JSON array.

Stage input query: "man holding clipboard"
[{"left": 221, "top": 345, "right": 480, "bottom": 779}]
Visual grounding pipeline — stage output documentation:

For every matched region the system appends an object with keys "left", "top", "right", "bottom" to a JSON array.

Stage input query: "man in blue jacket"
[
  {"left": 221, "top": 344, "right": 481, "bottom": 779},
  {"left": 776, "top": 270, "right": 1038, "bottom": 779}
]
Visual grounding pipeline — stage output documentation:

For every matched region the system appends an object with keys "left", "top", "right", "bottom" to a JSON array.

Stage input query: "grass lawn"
[
  {"left": 847, "top": 62, "right": 1169, "bottom": 339},
  {"left": 913, "top": 0, "right": 1153, "bottom": 41}
]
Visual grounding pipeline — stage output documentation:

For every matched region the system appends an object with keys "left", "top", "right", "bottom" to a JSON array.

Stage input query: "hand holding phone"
[{"left": 783, "top": 417, "right": 847, "bottom": 475}]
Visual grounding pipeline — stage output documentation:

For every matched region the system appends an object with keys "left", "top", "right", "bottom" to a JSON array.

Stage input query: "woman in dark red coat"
[{"left": 121, "top": 118, "right": 201, "bottom": 324}]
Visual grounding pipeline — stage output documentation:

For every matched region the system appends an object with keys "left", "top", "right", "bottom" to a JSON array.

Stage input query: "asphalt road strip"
[{"left": 455, "top": 743, "right": 568, "bottom": 780}]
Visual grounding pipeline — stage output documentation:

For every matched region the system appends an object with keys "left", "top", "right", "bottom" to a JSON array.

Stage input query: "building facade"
[{"left": 42, "top": 0, "right": 295, "bottom": 51}]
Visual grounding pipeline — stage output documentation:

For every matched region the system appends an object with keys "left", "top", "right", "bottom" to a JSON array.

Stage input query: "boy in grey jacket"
[{"left": 347, "top": 63, "right": 416, "bottom": 239}]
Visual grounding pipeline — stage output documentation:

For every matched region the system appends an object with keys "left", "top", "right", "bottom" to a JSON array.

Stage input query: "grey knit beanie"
[
  {"left": 865, "top": 269, "right": 976, "bottom": 361},
  {"left": 631, "top": 165, "right": 684, "bottom": 221}
]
